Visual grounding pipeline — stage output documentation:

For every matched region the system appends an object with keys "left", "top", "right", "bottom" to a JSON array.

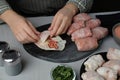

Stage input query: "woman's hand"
[
  {"left": 0, "top": 10, "right": 40, "bottom": 44},
  {"left": 49, "top": 3, "right": 78, "bottom": 37}
]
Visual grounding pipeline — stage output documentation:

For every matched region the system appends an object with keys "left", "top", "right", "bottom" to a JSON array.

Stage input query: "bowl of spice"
[{"left": 112, "top": 23, "right": 120, "bottom": 45}]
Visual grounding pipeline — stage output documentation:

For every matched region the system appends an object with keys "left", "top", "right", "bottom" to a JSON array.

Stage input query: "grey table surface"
[{"left": 0, "top": 11, "right": 120, "bottom": 80}]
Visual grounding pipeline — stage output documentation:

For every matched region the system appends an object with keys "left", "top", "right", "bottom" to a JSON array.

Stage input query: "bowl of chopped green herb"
[{"left": 51, "top": 65, "right": 76, "bottom": 80}]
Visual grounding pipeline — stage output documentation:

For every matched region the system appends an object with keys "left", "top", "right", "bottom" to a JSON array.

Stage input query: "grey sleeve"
[
  {"left": 67, "top": 0, "right": 93, "bottom": 13},
  {"left": 0, "top": 0, "right": 11, "bottom": 15}
]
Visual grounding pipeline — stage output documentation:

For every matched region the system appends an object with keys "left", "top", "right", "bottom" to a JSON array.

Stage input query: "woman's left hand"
[{"left": 48, "top": 3, "right": 78, "bottom": 37}]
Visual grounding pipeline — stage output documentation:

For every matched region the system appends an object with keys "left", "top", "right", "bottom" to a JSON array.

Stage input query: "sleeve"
[
  {"left": 67, "top": 0, "right": 93, "bottom": 13},
  {"left": 0, "top": 0, "right": 11, "bottom": 15}
]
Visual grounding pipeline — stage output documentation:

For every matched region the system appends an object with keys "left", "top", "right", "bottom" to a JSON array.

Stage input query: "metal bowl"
[
  {"left": 50, "top": 65, "right": 76, "bottom": 80},
  {"left": 112, "top": 23, "right": 120, "bottom": 45}
]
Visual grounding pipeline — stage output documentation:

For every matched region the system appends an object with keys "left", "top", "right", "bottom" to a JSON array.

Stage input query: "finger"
[
  {"left": 27, "top": 21, "right": 40, "bottom": 35},
  {"left": 26, "top": 35, "right": 37, "bottom": 43},
  {"left": 30, "top": 25, "right": 40, "bottom": 36},
  {"left": 62, "top": 24, "right": 68, "bottom": 34},
  {"left": 62, "top": 23, "right": 71, "bottom": 34},
  {"left": 16, "top": 34, "right": 24, "bottom": 43},
  {"left": 21, "top": 30, "right": 36, "bottom": 43},
  {"left": 24, "top": 25, "right": 39, "bottom": 41},
  {"left": 25, "top": 30, "right": 39, "bottom": 42},
  {"left": 50, "top": 17, "right": 63, "bottom": 36},
  {"left": 48, "top": 15, "right": 58, "bottom": 31},
  {"left": 56, "top": 18, "right": 67, "bottom": 35},
  {"left": 17, "top": 32, "right": 30, "bottom": 43}
]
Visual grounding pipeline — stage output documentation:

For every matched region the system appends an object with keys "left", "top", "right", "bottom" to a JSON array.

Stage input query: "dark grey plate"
[{"left": 23, "top": 24, "right": 102, "bottom": 63}]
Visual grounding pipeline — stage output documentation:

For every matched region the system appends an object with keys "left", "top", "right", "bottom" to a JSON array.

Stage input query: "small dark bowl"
[
  {"left": 79, "top": 52, "right": 107, "bottom": 80},
  {"left": 51, "top": 65, "right": 76, "bottom": 80},
  {"left": 112, "top": 23, "right": 120, "bottom": 45}
]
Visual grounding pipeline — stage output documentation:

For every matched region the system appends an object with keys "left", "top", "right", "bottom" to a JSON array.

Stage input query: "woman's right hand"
[{"left": 0, "top": 10, "right": 40, "bottom": 44}]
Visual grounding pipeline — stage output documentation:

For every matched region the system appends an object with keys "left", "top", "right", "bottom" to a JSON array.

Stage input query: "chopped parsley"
[{"left": 52, "top": 65, "right": 74, "bottom": 80}]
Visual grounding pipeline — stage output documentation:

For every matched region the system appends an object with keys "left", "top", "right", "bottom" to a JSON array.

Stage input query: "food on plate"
[
  {"left": 39, "top": 30, "right": 50, "bottom": 43},
  {"left": 81, "top": 71, "right": 105, "bottom": 80},
  {"left": 84, "top": 54, "right": 105, "bottom": 71},
  {"left": 92, "top": 27, "right": 108, "bottom": 40},
  {"left": 71, "top": 27, "right": 92, "bottom": 41},
  {"left": 67, "top": 21, "right": 85, "bottom": 35},
  {"left": 52, "top": 65, "right": 75, "bottom": 80},
  {"left": 107, "top": 48, "right": 120, "bottom": 60},
  {"left": 35, "top": 36, "right": 66, "bottom": 51},
  {"left": 86, "top": 18, "right": 101, "bottom": 29},
  {"left": 103, "top": 60, "right": 120, "bottom": 76},
  {"left": 80, "top": 48, "right": 120, "bottom": 80},
  {"left": 67, "top": 13, "right": 108, "bottom": 51},
  {"left": 97, "top": 67, "right": 117, "bottom": 80},
  {"left": 75, "top": 37, "right": 98, "bottom": 51},
  {"left": 35, "top": 30, "right": 66, "bottom": 51},
  {"left": 115, "top": 25, "right": 120, "bottom": 39},
  {"left": 73, "top": 13, "right": 91, "bottom": 22}
]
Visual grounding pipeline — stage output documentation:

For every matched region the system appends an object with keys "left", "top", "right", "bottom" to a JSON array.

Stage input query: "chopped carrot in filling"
[{"left": 48, "top": 39, "right": 58, "bottom": 49}]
